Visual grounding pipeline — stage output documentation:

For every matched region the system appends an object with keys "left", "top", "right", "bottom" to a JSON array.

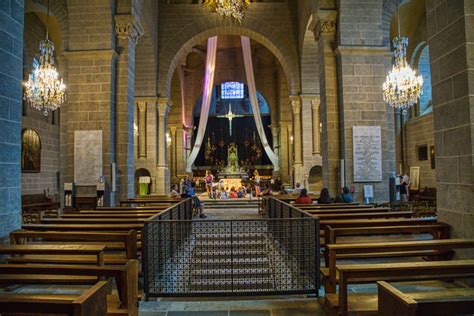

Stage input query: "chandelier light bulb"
[
  {"left": 383, "top": 36, "right": 423, "bottom": 113},
  {"left": 203, "top": 0, "right": 251, "bottom": 23}
]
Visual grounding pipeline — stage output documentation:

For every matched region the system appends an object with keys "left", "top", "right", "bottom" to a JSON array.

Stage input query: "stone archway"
[
  {"left": 157, "top": 15, "right": 301, "bottom": 99},
  {"left": 308, "top": 165, "right": 323, "bottom": 193},
  {"left": 135, "top": 168, "right": 152, "bottom": 196}
]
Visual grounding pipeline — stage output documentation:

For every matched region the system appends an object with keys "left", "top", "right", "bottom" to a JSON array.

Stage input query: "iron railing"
[{"left": 143, "top": 197, "right": 320, "bottom": 298}]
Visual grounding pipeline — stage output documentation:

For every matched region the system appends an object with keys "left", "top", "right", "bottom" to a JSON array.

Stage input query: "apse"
[{"left": 192, "top": 83, "right": 272, "bottom": 170}]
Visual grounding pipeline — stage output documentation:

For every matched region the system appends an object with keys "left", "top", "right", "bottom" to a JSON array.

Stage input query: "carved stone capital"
[
  {"left": 157, "top": 98, "right": 171, "bottom": 117},
  {"left": 289, "top": 95, "right": 302, "bottom": 114},
  {"left": 311, "top": 97, "right": 321, "bottom": 110},
  {"left": 313, "top": 10, "right": 337, "bottom": 41},
  {"left": 114, "top": 15, "right": 144, "bottom": 44},
  {"left": 137, "top": 101, "right": 147, "bottom": 113}
]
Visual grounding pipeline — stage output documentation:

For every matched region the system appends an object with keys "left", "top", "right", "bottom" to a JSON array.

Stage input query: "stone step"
[
  {"left": 191, "top": 257, "right": 270, "bottom": 268},
  {"left": 192, "top": 239, "right": 268, "bottom": 247},
  {"left": 189, "top": 279, "right": 274, "bottom": 292},
  {"left": 193, "top": 235, "right": 268, "bottom": 242},
  {"left": 190, "top": 267, "right": 272, "bottom": 280},
  {"left": 192, "top": 250, "right": 268, "bottom": 260}
]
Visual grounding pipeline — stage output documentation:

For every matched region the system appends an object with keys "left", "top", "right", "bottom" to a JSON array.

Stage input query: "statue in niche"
[{"left": 227, "top": 143, "right": 239, "bottom": 172}]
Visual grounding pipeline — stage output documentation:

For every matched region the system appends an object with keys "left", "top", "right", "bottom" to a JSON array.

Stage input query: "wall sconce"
[
  {"left": 166, "top": 132, "right": 172, "bottom": 146},
  {"left": 290, "top": 135, "right": 294, "bottom": 144},
  {"left": 134, "top": 122, "right": 139, "bottom": 137}
]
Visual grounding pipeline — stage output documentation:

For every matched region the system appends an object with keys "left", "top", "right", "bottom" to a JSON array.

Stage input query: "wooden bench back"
[
  {"left": 0, "top": 259, "right": 139, "bottom": 316},
  {"left": 10, "top": 229, "right": 137, "bottom": 259},
  {"left": 312, "top": 211, "right": 413, "bottom": 220}
]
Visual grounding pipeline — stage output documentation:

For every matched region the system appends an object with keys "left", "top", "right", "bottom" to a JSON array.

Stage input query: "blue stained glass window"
[{"left": 221, "top": 82, "right": 244, "bottom": 99}]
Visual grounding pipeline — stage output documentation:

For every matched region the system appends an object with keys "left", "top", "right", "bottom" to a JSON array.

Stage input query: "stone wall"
[
  {"left": 22, "top": 13, "right": 60, "bottom": 196},
  {"left": 0, "top": 0, "right": 23, "bottom": 238},
  {"left": 426, "top": 0, "right": 474, "bottom": 240},
  {"left": 404, "top": 113, "right": 436, "bottom": 189}
]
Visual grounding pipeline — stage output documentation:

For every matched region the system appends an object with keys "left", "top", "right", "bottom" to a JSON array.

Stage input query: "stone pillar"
[
  {"left": 272, "top": 125, "right": 280, "bottom": 178},
  {"left": 156, "top": 98, "right": 171, "bottom": 194},
  {"left": 137, "top": 101, "right": 147, "bottom": 159},
  {"left": 175, "top": 127, "right": 185, "bottom": 180},
  {"left": 287, "top": 124, "right": 294, "bottom": 183},
  {"left": 114, "top": 14, "right": 142, "bottom": 200},
  {"left": 290, "top": 96, "right": 304, "bottom": 185},
  {"left": 0, "top": 0, "right": 23, "bottom": 238},
  {"left": 312, "top": 97, "right": 321, "bottom": 154},
  {"left": 426, "top": 0, "right": 474, "bottom": 240},
  {"left": 315, "top": 9, "right": 340, "bottom": 196},
  {"left": 169, "top": 126, "right": 177, "bottom": 179}
]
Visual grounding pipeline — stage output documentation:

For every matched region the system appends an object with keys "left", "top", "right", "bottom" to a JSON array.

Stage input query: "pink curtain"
[
  {"left": 241, "top": 36, "right": 279, "bottom": 170},
  {"left": 186, "top": 36, "right": 218, "bottom": 172}
]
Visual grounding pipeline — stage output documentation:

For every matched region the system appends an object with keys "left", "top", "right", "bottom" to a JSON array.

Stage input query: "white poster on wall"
[
  {"left": 353, "top": 126, "right": 382, "bottom": 182},
  {"left": 74, "top": 130, "right": 103, "bottom": 185}
]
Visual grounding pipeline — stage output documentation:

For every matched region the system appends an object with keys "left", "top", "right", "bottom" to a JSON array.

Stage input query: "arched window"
[{"left": 417, "top": 45, "right": 433, "bottom": 115}]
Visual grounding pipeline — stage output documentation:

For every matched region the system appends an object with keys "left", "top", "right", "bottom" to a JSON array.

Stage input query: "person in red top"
[{"left": 295, "top": 188, "right": 312, "bottom": 204}]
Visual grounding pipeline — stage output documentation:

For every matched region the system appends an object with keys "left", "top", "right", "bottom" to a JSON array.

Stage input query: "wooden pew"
[
  {"left": 377, "top": 280, "right": 474, "bottom": 316},
  {"left": 120, "top": 197, "right": 181, "bottom": 206},
  {"left": 79, "top": 210, "right": 161, "bottom": 215},
  {"left": 323, "top": 223, "right": 450, "bottom": 261},
  {"left": 324, "top": 239, "right": 474, "bottom": 293},
  {"left": 0, "top": 260, "right": 139, "bottom": 316},
  {"left": 0, "top": 280, "right": 109, "bottom": 316},
  {"left": 62, "top": 213, "right": 156, "bottom": 219},
  {"left": 297, "top": 204, "right": 373, "bottom": 210},
  {"left": 98, "top": 205, "right": 172, "bottom": 210},
  {"left": 319, "top": 218, "right": 437, "bottom": 232},
  {"left": 0, "top": 244, "right": 105, "bottom": 266},
  {"left": 10, "top": 230, "right": 138, "bottom": 263},
  {"left": 328, "top": 260, "right": 474, "bottom": 316},
  {"left": 306, "top": 207, "right": 390, "bottom": 214},
  {"left": 22, "top": 223, "right": 144, "bottom": 232},
  {"left": 312, "top": 211, "right": 414, "bottom": 220},
  {"left": 41, "top": 218, "right": 146, "bottom": 225}
]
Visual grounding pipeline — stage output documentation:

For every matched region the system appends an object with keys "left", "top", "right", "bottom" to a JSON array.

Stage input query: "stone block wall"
[
  {"left": 0, "top": 0, "right": 23, "bottom": 238},
  {"left": 426, "top": 0, "right": 474, "bottom": 240},
  {"left": 22, "top": 12, "right": 60, "bottom": 196},
  {"left": 404, "top": 113, "right": 436, "bottom": 188}
]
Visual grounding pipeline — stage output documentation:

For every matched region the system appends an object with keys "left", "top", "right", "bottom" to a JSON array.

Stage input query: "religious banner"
[
  {"left": 352, "top": 126, "right": 382, "bottom": 182},
  {"left": 74, "top": 130, "right": 103, "bottom": 185}
]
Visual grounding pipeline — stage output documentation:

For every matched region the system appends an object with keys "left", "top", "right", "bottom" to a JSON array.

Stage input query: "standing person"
[
  {"left": 317, "top": 188, "right": 332, "bottom": 204},
  {"left": 295, "top": 188, "right": 312, "bottom": 204},
  {"left": 204, "top": 170, "right": 214, "bottom": 198},
  {"left": 400, "top": 175, "right": 409, "bottom": 202},
  {"left": 169, "top": 184, "right": 180, "bottom": 198}
]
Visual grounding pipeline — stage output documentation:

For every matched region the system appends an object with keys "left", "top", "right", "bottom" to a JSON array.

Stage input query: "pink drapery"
[
  {"left": 186, "top": 36, "right": 218, "bottom": 172},
  {"left": 241, "top": 36, "right": 279, "bottom": 170}
]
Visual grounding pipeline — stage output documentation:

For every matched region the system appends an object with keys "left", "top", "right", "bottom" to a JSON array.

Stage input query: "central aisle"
[{"left": 139, "top": 199, "right": 326, "bottom": 316}]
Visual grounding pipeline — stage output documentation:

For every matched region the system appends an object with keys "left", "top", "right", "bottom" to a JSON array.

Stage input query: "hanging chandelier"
[
  {"left": 23, "top": 0, "right": 66, "bottom": 116},
  {"left": 203, "top": 0, "right": 251, "bottom": 23},
  {"left": 383, "top": 5, "right": 423, "bottom": 114}
]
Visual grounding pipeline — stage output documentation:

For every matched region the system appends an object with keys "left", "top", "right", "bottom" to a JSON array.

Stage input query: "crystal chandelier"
[
  {"left": 383, "top": 5, "right": 423, "bottom": 114},
  {"left": 23, "top": 0, "right": 66, "bottom": 116},
  {"left": 203, "top": 0, "right": 251, "bottom": 23}
]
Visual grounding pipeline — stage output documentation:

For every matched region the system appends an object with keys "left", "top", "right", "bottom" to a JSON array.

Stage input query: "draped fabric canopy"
[
  {"left": 241, "top": 36, "right": 279, "bottom": 170},
  {"left": 186, "top": 37, "right": 218, "bottom": 172},
  {"left": 186, "top": 35, "right": 279, "bottom": 172}
]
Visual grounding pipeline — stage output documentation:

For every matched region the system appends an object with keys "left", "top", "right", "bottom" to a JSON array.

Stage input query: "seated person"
[
  {"left": 229, "top": 188, "right": 238, "bottom": 199},
  {"left": 295, "top": 188, "right": 312, "bottom": 204},
  {"left": 261, "top": 183, "right": 272, "bottom": 196},
  {"left": 335, "top": 186, "right": 353, "bottom": 203},
  {"left": 279, "top": 185, "right": 289, "bottom": 195},
  {"left": 168, "top": 184, "right": 180, "bottom": 198},
  {"left": 292, "top": 182, "right": 302, "bottom": 195},
  {"left": 237, "top": 187, "right": 244, "bottom": 198},
  {"left": 187, "top": 182, "right": 206, "bottom": 218},
  {"left": 220, "top": 190, "right": 228, "bottom": 199},
  {"left": 317, "top": 188, "right": 332, "bottom": 204}
]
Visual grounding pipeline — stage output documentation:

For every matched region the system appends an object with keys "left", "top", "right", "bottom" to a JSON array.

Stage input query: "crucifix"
[{"left": 217, "top": 104, "right": 243, "bottom": 136}]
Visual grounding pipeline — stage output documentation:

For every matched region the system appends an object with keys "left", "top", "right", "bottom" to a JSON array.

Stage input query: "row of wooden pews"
[
  {"left": 1, "top": 197, "right": 184, "bottom": 315},
  {"left": 280, "top": 197, "right": 474, "bottom": 315}
]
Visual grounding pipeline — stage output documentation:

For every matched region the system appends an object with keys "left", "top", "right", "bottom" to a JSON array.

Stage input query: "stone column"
[
  {"left": 426, "top": 0, "right": 474, "bottom": 240},
  {"left": 312, "top": 97, "right": 321, "bottom": 154},
  {"left": 156, "top": 98, "right": 171, "bottom": 194},
  {"left": 169, "top": 126, "right": 177, "bottom": 179},
  {"left": 137, "top": 101, "right": 147, "bottom": 159},
  {"left": 287, "top": 124, "right": 294, "bottom": 181},
  {"left": 114, "top": 14, "right": 143, "bottom": 200},
  {"left": 0, "top": 0, "right": 23, "bottom": 238},
  {"left": 314, "top": 9, "right": 340, "bottom": 196},
  {"left": 291, "top": 96, "right": 304, "bottom": 186},
  {"left": 272, "top": 125, "right": 280, "bottom": 178},
  {"left": 183, "top": 127, "right": 193, "bottom": 174}
]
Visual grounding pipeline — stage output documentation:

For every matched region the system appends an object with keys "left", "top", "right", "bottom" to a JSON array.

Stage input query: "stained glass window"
[{"left": 221, "top": 82, "right": 244, "bottom": 99}]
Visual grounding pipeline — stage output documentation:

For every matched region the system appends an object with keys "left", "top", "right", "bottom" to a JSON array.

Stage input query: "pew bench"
[
  {"left": 0, "top": 244, "right": 105, "bottom": 266},
  {"left": 23, "top": 223, "right": 144, "bottom": 232},
  {"left": 312, "top": 211, "right": 414, "bottom": 221},
  {"left": 323, "top": 239, "right": 474, "bottom": 293},
  {"left": 297, "top": 204, "right": 372, "bottom": 210},
  {"left": 323, "top": 223, "right": 450, "bottom": 261},
  {"left": 324, "top": 260, "right": 474, "bottom": 316},
  {"left": 0, "top": 260, "right": 139, "bottom": 316},
  {"left": 0, "top": 280, "right": 109, "bottom": 316},
  {"left": 41, "top": 218, "right": 146, "bottom": 225},
  {"left": 305, "top": 208, "right": 390, "bottom": 215},
  {"left": 377, "top": 280, "right": 474, "bottom": 316},
  {"left": 62, "top": 213, "right": 156, "bottom": 219}
]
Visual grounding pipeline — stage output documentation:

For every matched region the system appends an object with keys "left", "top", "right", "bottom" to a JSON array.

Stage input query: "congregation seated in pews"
[
  {"left": 0, "top": 196, "right": 187, "bottom": 316},
  {"left": 268, "top": 194, "right": 473, "bottom": 315}
]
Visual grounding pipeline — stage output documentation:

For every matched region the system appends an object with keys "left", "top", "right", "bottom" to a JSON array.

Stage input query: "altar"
[{"left": 217, "top": 143, "right": 247, "bottom": 189}]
